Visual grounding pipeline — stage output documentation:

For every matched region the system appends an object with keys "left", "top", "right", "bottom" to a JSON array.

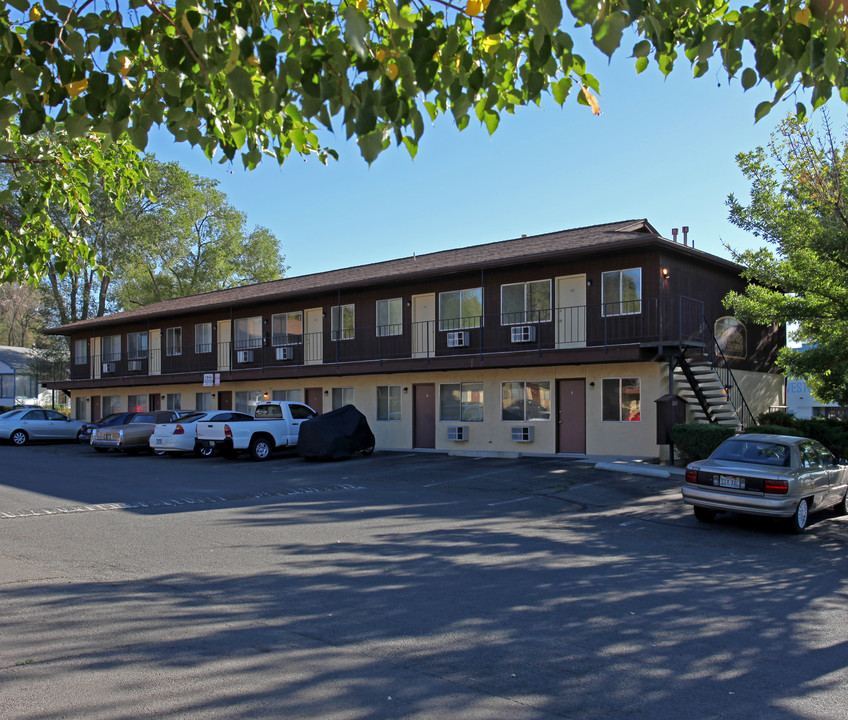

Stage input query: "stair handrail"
[{"left": 703, "top": 316, "right": 756, "bottom": 429}]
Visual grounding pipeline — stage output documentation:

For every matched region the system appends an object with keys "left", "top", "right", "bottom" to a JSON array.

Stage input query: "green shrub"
[
  {"left": 670, "top": 423, "right": 736, "bottom": 462},
  {"left": 741, "top": 424, "right": 805, "bottom": 437},
  {"left": 757, "top": 410, "right": 797, "bottom": 428}
]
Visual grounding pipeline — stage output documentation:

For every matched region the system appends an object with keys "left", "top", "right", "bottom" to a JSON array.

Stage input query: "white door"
[
  {"left": 217, "top": 320, "right": 231, "bottom": 371},
  {"left": 92, "top": 337, "right": 101, "bottom": 379},
  {"left": 412, "top": 293, "right": 436, "bottom": 358},
  {"left": 556, "top": 275, "right": 586, "bottom": 348},
  {"left": 305, "top": 308, "right": 323, "bottom": 364},
  {"left": 148, "top": 329, "right": 161, "bottom": 375}
]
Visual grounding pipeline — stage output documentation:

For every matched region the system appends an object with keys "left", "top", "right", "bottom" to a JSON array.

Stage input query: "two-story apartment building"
[{"left": 45, "top": 219, "right": 785, "bottom": 459}]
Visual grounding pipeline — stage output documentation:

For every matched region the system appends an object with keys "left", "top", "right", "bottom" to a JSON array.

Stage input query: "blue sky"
[{"left": 147, "top": 33, "right": 801, "bottom": 279}]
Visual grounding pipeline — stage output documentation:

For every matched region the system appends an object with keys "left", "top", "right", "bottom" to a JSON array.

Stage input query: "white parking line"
[{"left": 487, "top": 497, "right": 533, "bottom": 507}]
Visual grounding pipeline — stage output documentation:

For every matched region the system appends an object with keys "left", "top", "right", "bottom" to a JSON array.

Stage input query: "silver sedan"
[
  {"left": 682, "top": 433, "right": 848, "bottom": 534},
  {"left": 0, "top": 407, "right": 84, "bottom": 446}
]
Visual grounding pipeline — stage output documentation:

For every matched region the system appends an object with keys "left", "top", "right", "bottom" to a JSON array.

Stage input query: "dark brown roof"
[{"left": 46, "top": 219, "right": 736, "bottom": 334}]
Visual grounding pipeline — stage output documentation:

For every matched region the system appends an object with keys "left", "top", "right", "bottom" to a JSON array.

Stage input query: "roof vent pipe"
[
  {"left": 671, "top": 228, "right": 678, "bottom": 243},
  {"left": 682, "top": 226, "right": 689, "bottom": 246}
]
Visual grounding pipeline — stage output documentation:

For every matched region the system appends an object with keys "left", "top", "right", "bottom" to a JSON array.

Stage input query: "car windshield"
[
  {"left": 97, "top": 413, "right": 125, "bottom": 425},
  {"left": 711, "top": 438, "right": 791, "bottom": 467},
  {"left": 168, "top": 413, "right": 205, "bottom": 424}
]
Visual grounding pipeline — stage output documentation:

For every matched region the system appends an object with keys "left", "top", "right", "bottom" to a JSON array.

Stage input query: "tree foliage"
[{"left": 726, "top": 112, "right": 848, "bottom": 405}]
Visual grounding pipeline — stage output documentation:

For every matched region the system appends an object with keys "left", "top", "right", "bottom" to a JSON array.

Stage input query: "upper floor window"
[
  {"left": 439, "top": 288, "right": 482, "bottom": 330},
  {"left": 602, "top": 268, "right": 641, "bottom": 316},
  {"left": 127, "top": 331, "right": 148, "bottom": 360},
  {"left": 501, "top": 280, "right": 551, "bottom": 324},
  {"left": 195, "top": 323, "right": 212, "bottom": 354},
  {"left": 440, "top": 382, "right": 484, "bottom": 422},
  {"left": 101, "top": 335, "right": 121, "bottom": 362},
  {"left": 376, "top": 298, "right": 403, "bottom": 337},
  {"left": 73, "top": 339, "right": 88, "bottom": 365},
  {"left": 234, "top": 316, "right": 263, "bottom": 350},
  {"left": 166, "top": 327, "right": 182, "bottom": 357},
  {"left": 331, "top": 304, "right": 355, "bottom": 341},
  {"left": 602, "top": 377, "right": 641, "bottom": 421},
  {"left": 272, "top": 312, "right": 303, "bottom": 345},
  {"left": 501, "top": 381, "right": 551, "bottom": 421}
]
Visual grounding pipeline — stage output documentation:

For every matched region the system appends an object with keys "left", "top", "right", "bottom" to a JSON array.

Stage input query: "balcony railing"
[{"left": 70, "top": 296, "right": 705, "bottom": 380}]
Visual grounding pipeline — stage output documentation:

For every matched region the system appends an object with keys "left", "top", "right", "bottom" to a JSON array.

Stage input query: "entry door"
[
  {"left": 412, "top": 294, "right": 436, "bottom": 358},
  {"left": 556, "top": 275, "right": 586, "bottom": 348},
  {"left": 149, "top": 329, "right": 162, "bottom": 375},
  {"left": 305, "top": 387, "right": 323, "bottom": 413},
  {"left": 413, "top": 383, "right": 436, "bottom": 449},
  {"left": 217, "top": 320, "right": 231, "bottom": 371},
  {"left": 305, "top": 308, "right": 323, "bottom": 364},
  {"left": 217, "top": 391, "right": 232, "bottom": 410},
  {"left": 557, "top": 379, "right": 586, "bottom": 453},
  {"left": 149, "top": 393, "right": 161, "bottom": 411},
  {"left": 91, "top": 396, "right": 101, "bottom": 423}
]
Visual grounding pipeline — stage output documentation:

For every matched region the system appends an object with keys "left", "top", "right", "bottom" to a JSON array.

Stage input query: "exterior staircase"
[{"left": 673, "top": 354, "right": 743, "bottom": 429}]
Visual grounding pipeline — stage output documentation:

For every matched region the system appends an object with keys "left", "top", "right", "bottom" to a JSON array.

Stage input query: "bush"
[
  {"left": 670, "top": 423, "right": 736, "bottom": 462},
  {"left": 756, "top": 410, "right": 797, "bottom": 428},
  {"left": 741, "top": 424, "right": 805, "bottom": 437}
]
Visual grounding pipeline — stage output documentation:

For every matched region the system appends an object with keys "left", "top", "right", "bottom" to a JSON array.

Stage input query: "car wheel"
[
  {"left": 152, "top": 449, "right": 167, "bottom": 456},
  {"left": 360, "top": 446, "right": 374, "bottom": 456},
  {"left": 10, "top": 429, "right": 28, "bottom": 446},
  {"left": 249, "top": 436, "right": 272, "bottom": 461},
  {"left": 834, "top": 490, "right": 848, "bottom": 517},
  {"left": 75, "top": 430, "right": 84, "bottom": 443},
  {"left": 789, "top": 498, "right": 809, "bottom": 534},
  {"left": 694, "top": 506, "right": 716, "bottom": 523},
  {"left": 195, "top": 444, "right": 215, "bottom": 458}
]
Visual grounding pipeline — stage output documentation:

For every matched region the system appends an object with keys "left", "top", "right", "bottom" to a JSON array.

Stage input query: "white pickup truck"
[{"left": 195, "top": 400, "right": 318, "bottom": 461}]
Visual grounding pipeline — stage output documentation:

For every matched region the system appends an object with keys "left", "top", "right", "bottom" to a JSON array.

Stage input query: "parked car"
[
  {"left": 297, "top": 404, "right": 375, "bottom": 460},
  {"left": 90, "top": 410, "right": 185, "bottom": 454},
  {"left": 682, "top": 433, "right": 848, "bottom": 534},
  {"left": 78, "top": 412, "right": 140, "bottom": 444},
  {"left": 149, "top": 411, "right": 254, "bottom": 456},
  {"left": 0, "top": 407, "right": 84, "bottom": 446}
]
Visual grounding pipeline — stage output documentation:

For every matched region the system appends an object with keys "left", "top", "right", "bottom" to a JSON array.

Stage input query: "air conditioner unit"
[
  {"left": 447, "top": 426, "right": 468, "bottom": 441},
  {"left": 447, "top": 331, "right": 469, "bottom": 348},
  {"left": 511, "top": 426, "right": 534, "bottom": 443},
  {"left": 511, "top": 325, "right": 536, "bottom": 343},
  {"left": 127, "top": 360, "right": 143, "bottom": 371},
  {"left": 102, "top": 362, "right": 116, "bottom": 374},
  {"left": 275, "top": 346, "right": 294, "bottom": 361},
  {"left": 236, "top": 350, "right": 254, "bottom": 363}
]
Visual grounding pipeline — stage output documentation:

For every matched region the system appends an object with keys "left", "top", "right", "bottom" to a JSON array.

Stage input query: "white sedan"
[
  {"left": 149, "top": 411, "right": 253, "bottom": 456},
  {"left": 0, "top": 407, "right": 84, "bottom": 446}
]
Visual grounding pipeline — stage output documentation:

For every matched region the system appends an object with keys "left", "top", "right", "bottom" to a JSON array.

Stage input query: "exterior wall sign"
[
  {"left": 203, "top": 373, "right": 214, "bottom": 387},
  {"left": 714, "top": 316, "right": 747, "bottom": 359}
]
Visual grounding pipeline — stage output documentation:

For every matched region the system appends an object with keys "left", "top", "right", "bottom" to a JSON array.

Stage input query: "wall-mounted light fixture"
[
  {"left": 589, "top": 382, "right": 595, "bottom": 388},
  {"left": 263, "top": 391, "right": 269, "bottom": 399},
  {"left": 324, "top": 389, "right": 329, "bottom": 396},
  {"left": 586, "top": 279, "right": 593, "bottom": 287},
  {"left": 661, "top": 267, "right": 670, "bottom": 279},
  {"left": 161, "top": 394, "right": 165, "bottom": 399},
  {"left": 403, "top": 387, "right": 409, "bottom": 394}
]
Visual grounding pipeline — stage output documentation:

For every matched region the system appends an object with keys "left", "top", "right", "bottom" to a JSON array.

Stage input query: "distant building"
[
  {"left": 0, "top": 345, "right": 69, "bottom": 409},
  {"left": 786, "top": 377, "right": 848, "bottom": 419}
]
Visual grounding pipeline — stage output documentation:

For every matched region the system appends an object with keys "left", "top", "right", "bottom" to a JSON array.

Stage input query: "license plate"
[
  {"left": 104, "top": 433, "right": 112, "bottom": 441},
  {"left": 718, "top": 475, "right": 742, "bottom": 489}
]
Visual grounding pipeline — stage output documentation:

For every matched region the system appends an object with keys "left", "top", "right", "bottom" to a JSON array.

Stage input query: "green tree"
[{"left": 726, "top": 112, "right": 848, "bottom": 405}]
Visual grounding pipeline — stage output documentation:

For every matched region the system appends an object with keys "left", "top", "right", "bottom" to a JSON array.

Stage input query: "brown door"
[
  {"left": 413, "top": 383, "right": 436, "bottom": 449},
  {"left": 91, "top": 396, "right": 101, "bottom": 422},
  {"left": 217, "top": 391, "right": 232, "bottom": 410},
  {"left": 305, "top": 387, "right": 323, "bottom": 413},
  {"left": 557, "top": 379, "right": 586, "bottom": 453},
  {"left": 149, "top": 393, "right": 161, "bottom": 411}
]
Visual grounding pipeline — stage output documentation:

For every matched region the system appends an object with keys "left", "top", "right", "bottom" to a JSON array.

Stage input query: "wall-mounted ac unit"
[
  {"left": 447, "top": 331, "right": 469, "bottom": 348},
  {"left": 127, "top": 360, "right": 143, "bottom": 371},
  {"left": 511, "top": 426, "right": 534, "bottom": 443},
  {"left": 236, "top": 350, "right": 254, "bottom": 363},
  {"left": 102, "top": 362, "right": 116, "bottom": 374},
  {"left": 446, "top": 425, "right": 468, "bottom": 441},
  {"left": 510, "top": 325, "right": 536, "bottom": 343},
  {"left": 275, "top": 346, "right": 294, "bottom": 361}
]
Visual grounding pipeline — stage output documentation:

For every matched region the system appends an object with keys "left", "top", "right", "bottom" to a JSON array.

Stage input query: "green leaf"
[
  {"left": 741, "top": 67, "right": 757, "bottom": 90},
  {"left": 754, "top": 101, "right": 773, "bottom": 123},
  {"left": 226, "top": 66, "right": 255, "bottom": 102},
  {"left": 19, "top": 108, "right": 44, "bottom": 134},
  {"left": 551, "top": 77, "right": 570, "bottom": 105},
  {"left": 358, "top": 129, "right": 385, "bottom": 165},
  {"left": 536, "top": 0, "right": 563, "bottom": 32},
  {"left": 632, "top": 40, "right": 651, "bottom": 58},
  {"left": 635, "top": 56, "right": 648, "bottom": 74},
  {"left": 343, "top": 7, "right": 369, "bottom": 59},
  {"left": 128, "top": 122, "right": 149, "bottom": 150}
]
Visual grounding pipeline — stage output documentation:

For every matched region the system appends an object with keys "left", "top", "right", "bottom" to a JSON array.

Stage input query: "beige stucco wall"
[{"left": 733, "top": 369, "right": 784, "bottom": 420}]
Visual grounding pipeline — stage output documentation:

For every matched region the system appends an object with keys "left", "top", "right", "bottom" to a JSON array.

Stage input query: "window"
[
  {"left": 102, "top": 395, "right": 121, "bottom": 414},
  {"left": 289, "top": 404, "right": 318, "bottom": 420},
  {"left": 127, "top": 332, "right": 148, "bottom": 360},
  {"left": 166, "top": 393, "right": 182, "bottom": 410},
  {"left": 377, "top": 385, "right": 402, "bottom": 421},
  {"left": 272, "top": 312, "right": 303, "bottom": 345},
  {"left": 602, "top": 269, "right": 641, "bottom": 316},
  {"left": 439, "top": 288, "right": 482, "bottom": 330},
  {"left": 234, "top": 316, "right": 263, "bottom": 350},
  {"left": 501, "top": 381, "right": 551, "bottom": 421},
  {"left": 501, "top": 280, "right": 551, "bottom": 324},
  {"left": 166, "top": 327, "right": 182, "bottom": 357},
  {"left": 235, "top": 390, "right": 263, "bottom": 414},
  {"left": 195, "top": 392, "right": 213, "bottom": 411},
  {"left": 75, "top": 397, "right": 86, "bottom": 421},
  {"left": 602, "top": 378, "right": 641, "bottom": 421},
  {"left": 195, "top": 323, "right": 212, "bottom": 354},
  {"left": 127, "top": 394, "right": 148, "bottom": 412},
  {"left": 74, "top": 339, "right": 88, "bottom": 365},
  {"left": 331, "top": 304, "right": 355, "bottom": 340},
  {"left": 440, "top": 382, "right": 484, "bottom": 422},
  {"left": 332, "top": 387, "right": 354, "bottom": 410},
  {"left": 101, "top": 335, "right": 121, "bottom": 362},
  {"left": 273, "top": 389, "right": 303, "bottom": 402},
  {"left": 376, "top": 298, "right": 403, "bottom": 336}
]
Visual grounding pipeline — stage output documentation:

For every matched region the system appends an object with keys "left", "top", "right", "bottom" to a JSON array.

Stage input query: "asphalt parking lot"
[{"left": 2, "top": 443, "right": 848, "bottom": 719}]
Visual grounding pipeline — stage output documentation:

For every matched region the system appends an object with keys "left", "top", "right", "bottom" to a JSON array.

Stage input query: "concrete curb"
[{"left": 594, "top": 461, "right": 685, "bottom": 480}]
